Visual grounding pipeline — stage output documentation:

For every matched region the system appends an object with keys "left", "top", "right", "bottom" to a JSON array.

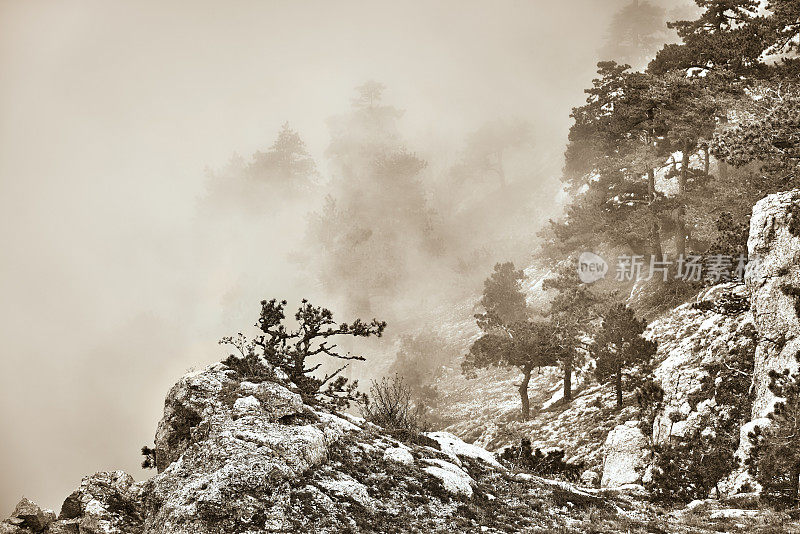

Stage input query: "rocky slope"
[
  {"left": 429, "top": 284, "right": 754, "bottom": 479},
  {"left": 745, "top": 190, "right": 800, "bottom": 418},
  {"left": 6, "top": 354, "right": 800, "bottom": 533},
  {"left": 432, "top": 189, "right": 800, "bottom": 498}
]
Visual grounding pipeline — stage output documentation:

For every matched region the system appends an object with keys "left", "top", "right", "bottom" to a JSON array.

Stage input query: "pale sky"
[{"left": 0, "top": 0, "right": 682, "bottom": 515}]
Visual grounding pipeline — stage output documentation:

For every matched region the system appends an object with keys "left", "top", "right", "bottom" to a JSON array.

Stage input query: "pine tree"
[
  {"left": 220, "top": 299, "right": 386, "bottom": 408},
  {"left": 562, "top": 63, "right": 672, "bottom": 259},
  {"left": 593, "top": 303, "right": 657, "bottom": 408},
  {"left": 250, "top": 122, "right": 318, "bottom": 192},
  {"left": 307, "top": 82, "right": 436, "bottom": 314},
  {"left": 475, "top": 262, "right": 529, "bottom": 329},
  {"left": 462, "top": 262, "right": 560, "bottom": 419},
  {"left": 650, "top": 0, "right": 764, "bottom": 74},
  {"left": 712, "top": 85, "right": 800, "bottom": 173},
  {"left": 600, "top": 0, "right": 671, "bottom": 70},
  {"left": 542, "top": 264, "right": 600, "bottom": 403},
  {"left": 762, "top": 0, "right": 800, "bottom": 55},
  {"left": 463, "top": 322, "right": 561, "bottom": 420}
]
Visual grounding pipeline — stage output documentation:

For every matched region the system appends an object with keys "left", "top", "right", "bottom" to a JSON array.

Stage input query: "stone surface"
[
  {"left": 579, "top": 470, "right": 600, "bottom": 488},
  {"left": 11, "top": 497, "right": 54, "bottom": 532},
  {"left": 601, "top": 420, "right": 650, "bottom": 488},
  {"left": 422, "top": 459, "right": 474, "bottom": 497},
  {"left": 713, "top": 190, "right": 800, "bottom": 495},
  {"left": 383, "top": 446, "right": 414, "bottom": 465},
  {"left": 425, "top": 431, "right": 500, "bottom": 467},
  {"left": 709, "top": 508, "right": 761, "bottom": 519},
  {"left": 746, "top": 189, "right": 800, "bottom": 418},
  {"left": 647, "top": 283, "right": 756, "bottom": 446},
  {"left": 316, "top": 473, "right": 375, "bottom": 511}
]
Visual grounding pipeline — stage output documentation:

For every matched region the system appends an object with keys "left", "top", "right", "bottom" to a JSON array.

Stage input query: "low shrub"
[{"left": 499, "top": 438, "right": 584, "bottom": 482}]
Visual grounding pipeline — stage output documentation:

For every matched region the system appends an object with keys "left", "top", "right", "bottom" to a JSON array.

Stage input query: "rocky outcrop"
[
  {"left": 716, "top": 189, "right": 800, "bottom": 493},
  {"left": 0, "top": 498, "right": 55, "bottom": 533},
  {"left": 647, "top": 284, "right": 756, "bottom": 446},
  {"left": 3, "top": 357, "right": 626, "bottom": 533},
  {"left": 595, "top": 284, "right": 757, "bottom": 490},
  {"left": 745, "top": 189, "right": 800, "bottom": 418},
  {"left": 601, "top": 421, "right": 649, "bottom": 488}
]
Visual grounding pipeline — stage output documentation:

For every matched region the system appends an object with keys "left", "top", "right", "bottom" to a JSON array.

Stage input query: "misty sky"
[{"left": 0, "top": 0, "right": 686, "bottom": 515}]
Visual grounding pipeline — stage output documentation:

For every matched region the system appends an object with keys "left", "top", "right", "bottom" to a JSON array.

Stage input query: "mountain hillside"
[
  {"left": 3, "top": 354, "right": 797, "bottom": 533},
  {"left": 430, "top": 283, "right": 752, "bottom": 476}
]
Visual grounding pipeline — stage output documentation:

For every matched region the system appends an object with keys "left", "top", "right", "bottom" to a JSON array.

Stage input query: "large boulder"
[
  {"left": 2, "top": 498, "right": 55, "bottom": 532},
  {"left": 55, "top": 471, "right": 144, "bottom": 534},
  {"left": 153, "top": 364, "right": 305, "bottom": 472},
  {"left": 601, "top": 420, "right": 650, "bottom": 488},
  {"left": 142, "top": 361, "right": 357, "bottom": 533}
]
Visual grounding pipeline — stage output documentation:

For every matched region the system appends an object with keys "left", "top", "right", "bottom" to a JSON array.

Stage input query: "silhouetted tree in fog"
[
  {"left": 221, "top": 298, "right": 386, "bottom": 408},
  {"left": 462, "top": 263, "right": 560, "bottom": 419},
  {"left": 203, "top": 122, "right": 318, "bottom": 211},
  {"left": 460, "top": 119, "right": 532, "bottom": 188},
  {"left": 250, "top": 122, "right": 318, "bottom": 193},
  {"left": 307, "top": 82, "right": 439, "bottom": 314},
  {"left": 600, "top": 0, "right": 671, "bottom": 70}
]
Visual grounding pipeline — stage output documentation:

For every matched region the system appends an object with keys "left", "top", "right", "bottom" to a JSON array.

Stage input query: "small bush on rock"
[
  {"left": 691, "top": 290, "right": 750, "bottom": 316},
  {"left": 635, "top": 378, "right": 664, "bottom": 436},
  {"left": 748, "top": 358, "right": 800, "bottom": 508},
  {"left": 140, "top": 445, "right": 157, "bottom": 469},
  {"left": 221, "top": 345, "right": 277, "bottom": 383},
  {"left": 499, "top": 438, "right": 584, "bottom": 482},
  {"left": 361, "top": 374, "right": 428, "bottom": 439},
  {"left": 649, "top": 431, "right": 737, "bottom": 504},
  {"left": 220, "top": 298, "right": 386, "bottom": 408}
]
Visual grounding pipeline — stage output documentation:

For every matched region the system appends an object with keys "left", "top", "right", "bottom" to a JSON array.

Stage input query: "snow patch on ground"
[
  {"left": 316, "top": 473, "right": 375, "bottom": 510},
  {"left": 422, "top": 459, "right": 474, "bottom": 497},
  {"left": 425, "top": 431, "right": 501, "bottom": 467},
  {"left": 383, "top": 446, "right": 414, "bottom": 465}
]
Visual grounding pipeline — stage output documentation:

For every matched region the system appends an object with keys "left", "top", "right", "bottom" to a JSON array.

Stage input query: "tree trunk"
[
  {"left": 616, "top": 368, "right": 623, "bottom": 409},
  {"left": 679, "top": 141, "right": 690, "bottom": 195},
  {"left": 650, "top": 220, "right": 663, "bottom": 260},
  {"left": 563, "top": 354, "right": 572, "bottom": 403},
  {"left": 718, "top": 114, "right": 729, "bottom": 179},
  {"left": 792, "top": 465, "right": 800, "bottom": 507},
  {"left": 704, "top": 146, "right": 710, "bottom": 177},
  {"left": 674, "top": 143, "right": 690, "bottom": 256},
  {"left": 675, "top": 212, "right": 687, "bottom": 257},
  {"left": 719, "top": 157, "right": 729, "bottom": 180},
  {"left": 519, "top": 367, "right": 532, "bottom": 420},
  {"left": 648, "top": 168, "right": 662, "bottom": 260}
]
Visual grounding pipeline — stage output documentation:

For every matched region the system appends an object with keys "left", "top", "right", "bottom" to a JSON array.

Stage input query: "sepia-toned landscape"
[{"left": 4, "top": 1, "right": 800, "bottom": 532}]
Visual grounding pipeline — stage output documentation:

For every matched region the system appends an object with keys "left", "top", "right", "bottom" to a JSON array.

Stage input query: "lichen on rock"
[{"left": 601, "top": 420, "right": 649, "bottom": 488}]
